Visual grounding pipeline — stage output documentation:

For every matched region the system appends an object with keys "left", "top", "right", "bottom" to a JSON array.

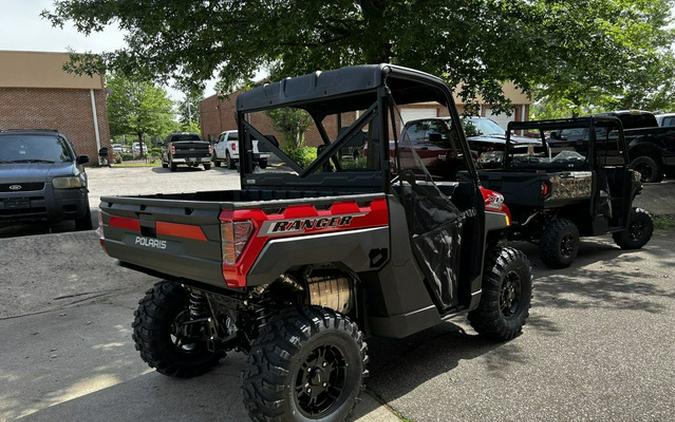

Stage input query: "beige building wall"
[{"left": 0, "top": 51, "right": 104, "bottom": 90}]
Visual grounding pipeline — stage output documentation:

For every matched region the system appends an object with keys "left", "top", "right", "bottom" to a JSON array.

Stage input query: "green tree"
[
  {"left": 176, "top": 85, "right": 203, "bottom": 131},
  {"left": 45, "top": 0, "right": 674, "bottom": 113},
  {"left": 106, "top": 73, "right": 176, "bottom": 156}
]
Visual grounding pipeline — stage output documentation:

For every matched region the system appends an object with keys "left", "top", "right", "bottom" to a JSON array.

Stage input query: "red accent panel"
[
  {"left": 156, "top": 221, "right": 207, "bottom": 241},
  {"left": 108, "top": 216, "right": 140, "bottom": 232},
  {"left": 220, "top": 197, "right": 389, "bottom": 288}
]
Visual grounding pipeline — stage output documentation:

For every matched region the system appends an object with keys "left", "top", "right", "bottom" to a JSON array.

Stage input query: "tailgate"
[
  {"left": 99, "top": 196, "right": 225, "bottom": 286},
  {"left": 479, "top": 170, "right": 546, "bottom": 210},
  {"left": 173, "top": 142, "right": 211, "bottom": 157}
]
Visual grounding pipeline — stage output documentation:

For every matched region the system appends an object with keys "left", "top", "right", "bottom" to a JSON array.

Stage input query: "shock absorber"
[{"left": 188, "top": 290, "right": 209, "bottom": 319}]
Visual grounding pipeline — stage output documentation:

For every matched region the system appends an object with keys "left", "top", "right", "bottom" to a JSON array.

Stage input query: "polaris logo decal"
[
  {"left": 259, "top": 214, "right": 364, "bottom": 236},
  {"left": 134, "top": 236, "right": 167, "bottom": 249}
]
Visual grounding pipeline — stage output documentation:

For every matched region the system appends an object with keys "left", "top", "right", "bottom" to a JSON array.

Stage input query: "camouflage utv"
[{"left": 478, "top": 117, "right": 653, "bottom": 268}]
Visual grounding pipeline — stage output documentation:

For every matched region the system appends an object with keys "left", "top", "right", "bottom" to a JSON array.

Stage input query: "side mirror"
[
  {"left": 76, "top": 155, "right": 89, "bottom": 165},
  {"left": 550, "top": 131, "right": 560, "bottom": 139}
]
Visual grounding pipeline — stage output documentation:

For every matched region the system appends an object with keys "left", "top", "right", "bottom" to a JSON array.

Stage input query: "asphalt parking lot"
[{"left": 1, "top": 167, "right": 674, "bottom": 421}]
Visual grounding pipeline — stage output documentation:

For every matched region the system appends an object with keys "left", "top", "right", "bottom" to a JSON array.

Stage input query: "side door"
[
  {"left": 394, "top": 116, "right": 481, "bottom": 312},
  {"left": 594, "top": 121, "right": 633, "bottom": 228},
  {"left": 214, "top": 133, "right": 226, "bottom": 158}
]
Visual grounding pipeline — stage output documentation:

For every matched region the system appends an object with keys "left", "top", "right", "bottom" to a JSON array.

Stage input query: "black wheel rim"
[
  {"left": 169, "top": 310, "right": 200, "bottom": 353},
  {"left": 560, "top": 234, "right": 576, "bottom": 257},
  {"left": 629, "top": 219, "right": 646, "bottom": 241},
  {"left": 294, "top": 343, "right": 347, "bottom": 417},
  {"left": 500, "top": 271, "right": 522, "bottom": 317}
]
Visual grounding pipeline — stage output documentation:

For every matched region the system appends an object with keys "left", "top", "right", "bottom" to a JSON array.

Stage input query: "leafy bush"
[{"left": 282, "top": 145, "right": 316, "bottom": 167}]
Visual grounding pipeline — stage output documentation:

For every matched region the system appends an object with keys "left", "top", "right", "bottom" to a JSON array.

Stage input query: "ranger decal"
[{"left": 259, "top": 214, "right": 364, "bottom": 236}]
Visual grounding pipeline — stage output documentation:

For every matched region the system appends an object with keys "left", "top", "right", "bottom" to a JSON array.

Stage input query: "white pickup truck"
[{"left": 212, "top": 130, "right": 271, "bottom": 169}]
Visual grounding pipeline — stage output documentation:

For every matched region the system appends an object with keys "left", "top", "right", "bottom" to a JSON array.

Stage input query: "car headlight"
[{"left": 52, "top": 173, "right": 87, "bottom": 189}]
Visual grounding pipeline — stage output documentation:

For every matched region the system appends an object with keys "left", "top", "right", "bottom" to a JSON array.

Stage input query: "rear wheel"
[
  {"left": 613, "top": 208, "right": 653, "bottom": 250},
  {"left": 132, "top": 281, "right": 221, "bottom": 378},
  {"left": 162, "top": 161, "right": 168, "bottom": 168},
  {"left": 539, "top": 218, "right": 579, "bottom": 268},
  {"left": 469, "top": 247, "right": 532, "bottom": 341},
  {"left": 214, "top": 160, "right": 222, "bottom": 168},
  {"left": 631, "top": 155, "right": 663, "bottom": 183},
  {"left": 203, "top": 163, "right": 211, "bottom": 170},
  {"left": 242, "top": 307, "right": 367, "bottom": 422},
  {"left": 226, "top": 151, "right": 236, "bottom": 169},
  {"left": 170, "top": 161, "right": 178, "bottom": 172}
]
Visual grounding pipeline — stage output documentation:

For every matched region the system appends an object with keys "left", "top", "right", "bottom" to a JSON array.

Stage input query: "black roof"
[{"left": 236, "top": 64, "right": 447, "bottom": 113}]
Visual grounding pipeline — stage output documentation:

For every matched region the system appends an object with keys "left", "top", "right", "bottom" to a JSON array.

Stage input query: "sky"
[{"left": 0, "top": 0, "right": 217, "bottom": 102}]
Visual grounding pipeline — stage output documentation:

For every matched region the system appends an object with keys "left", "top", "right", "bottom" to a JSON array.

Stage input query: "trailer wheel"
[
  {"left": 132, "top": 281, "right": 221, "bottom": 378},
  {"left": 539, "top": 218, "right": 579, "bottom": 268},
  {"left": 469, "top": 247, "right": 532, "bottom": 341},
  {"left": 631, "top": 155, "right": 663, "bottom": 183},
  {"left": 242, "top": 307, "right": 368, "bottom": 422},
  {"left": 613, "top": 208, "right": 653, "bottom": 250}
]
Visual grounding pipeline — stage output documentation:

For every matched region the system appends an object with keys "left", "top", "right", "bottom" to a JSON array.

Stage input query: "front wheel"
[
  {"left": 74, "top": 207, "right": 93, "bottom": 230},
  {"left": 539, "top": 218, "right": 579, "bottom": 268},
  {"left": 203, "top": 163, "right": 211, "bottom": 170},
  {"left": 631, "top": 155, "right": 663, "bottom": 183},
  {"left": 226, "top": 152, "right": 236, "bottom": 169},
  {"left": 613, "top": 208, "right": 653, "bottom": 250},
  {"left": 469, "top": 247, "right": 532, "bottom": 341},
  {"left": 242, "top": 307, "right": 367, "bottom": 422},
  {"left": 132, "top": 281, "right": 221, "bottom": 378}
]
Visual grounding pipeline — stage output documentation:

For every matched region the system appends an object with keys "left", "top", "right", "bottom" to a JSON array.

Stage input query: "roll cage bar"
[
  {"left": 235, "top": 64, "right": 479, "bottom": 190},
  {"left": 504, "top": 116, "right": 630, "bottom": 169}
]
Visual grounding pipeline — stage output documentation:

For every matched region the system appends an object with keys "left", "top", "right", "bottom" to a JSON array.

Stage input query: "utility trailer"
[{"left": 98, "top": 64, "right": 533, "bottom": 421}]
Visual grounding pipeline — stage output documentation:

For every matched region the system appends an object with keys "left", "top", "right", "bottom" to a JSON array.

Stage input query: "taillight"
[
  {"left": 170, "top": 144, "right": 176, "bottom": 155},
  {"left": 230, "top": 142, "right": 237, "bottom": 152},
  {"left": 220, "top": 220, "right": 253, "bottom": 265},
  {"left": 540, "top": 181, "right": 551, "bottom": 198},
  {"left": 480, "top": 186, "right": 512, "bottom": 226}
]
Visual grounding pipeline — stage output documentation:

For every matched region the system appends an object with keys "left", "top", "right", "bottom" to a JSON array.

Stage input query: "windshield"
[
  {"left": 462, "top": 117, "right": 504, "bottom": 137},
  {"left": 0, "top": 134, "right": 73, "bottom": 163}
]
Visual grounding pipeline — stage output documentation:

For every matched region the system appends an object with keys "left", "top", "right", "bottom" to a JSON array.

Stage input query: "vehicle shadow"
[
  {"left": 150, "top": 166, "right": 234, "bottom": 174},
  {"left": 515, "top": 234, "right": 675, "bottom": 314},
  {"left": 0, "top": 209, "right": 99, "bottom": 239},
  {"left": 12, "top": 321, "right": 520, "bottom": 422}
]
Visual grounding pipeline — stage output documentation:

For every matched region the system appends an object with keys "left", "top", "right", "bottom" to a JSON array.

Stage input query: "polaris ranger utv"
[
  {"left": 98, "top": 64, "right": 533, "bottom": 421},
  {"left": 478, "top": 117, "right": 653, "bottom": 269}
]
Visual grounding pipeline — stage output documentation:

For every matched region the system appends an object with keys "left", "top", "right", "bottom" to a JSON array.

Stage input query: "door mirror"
[
  {"left": 428, "top": 132, "right": 442, "bottom": 144},
  {"left": 550, "top": 131, "right": 560, "bottom": 140},
  {"left": 76, "top": 155, "right": 89, "bottom": 165}
]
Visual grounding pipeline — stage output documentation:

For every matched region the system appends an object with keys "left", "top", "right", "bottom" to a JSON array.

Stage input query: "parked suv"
[
  {"left": 161, "top": 132, "right": 212, "bottom": 171},
  {"left": 0, "top": 129, "right": 91, "bottom": 229}
]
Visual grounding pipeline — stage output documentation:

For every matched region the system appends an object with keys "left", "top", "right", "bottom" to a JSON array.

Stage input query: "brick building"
[
  {"left": 199, "top": 80, "right": 531, "bottom": 147},
  {"left": 0, "top": 51, "right": 111, "bottom": 164}
]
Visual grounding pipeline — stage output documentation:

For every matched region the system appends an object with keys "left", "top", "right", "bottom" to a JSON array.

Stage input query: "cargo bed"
[{"left": 99, "top": 189, "right": 385, "bottom": 289}]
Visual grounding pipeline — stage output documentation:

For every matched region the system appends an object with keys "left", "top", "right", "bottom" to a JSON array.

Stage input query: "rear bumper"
[
  {"left": 0, "top": 187, "right": 89, "bottom": 225},
  {"left": 171, "top": 156, "right": 211, "bottom": 164}
]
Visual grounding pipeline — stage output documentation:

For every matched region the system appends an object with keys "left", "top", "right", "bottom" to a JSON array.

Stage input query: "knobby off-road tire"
[
  {"left": 132, "top": 280, "right": 221, "bottom": 378},
  {"left": 613, "top": 207, "right": 654, "bottom": 250},
  {"left": 469, "top": 247, "right": 532, "bottom": 341},
  {"left": 242, "top": 307, "right": 368, "bottom": 422},
  {"left": 539, "top": 218, "right": 580, "bottom": 269}
]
